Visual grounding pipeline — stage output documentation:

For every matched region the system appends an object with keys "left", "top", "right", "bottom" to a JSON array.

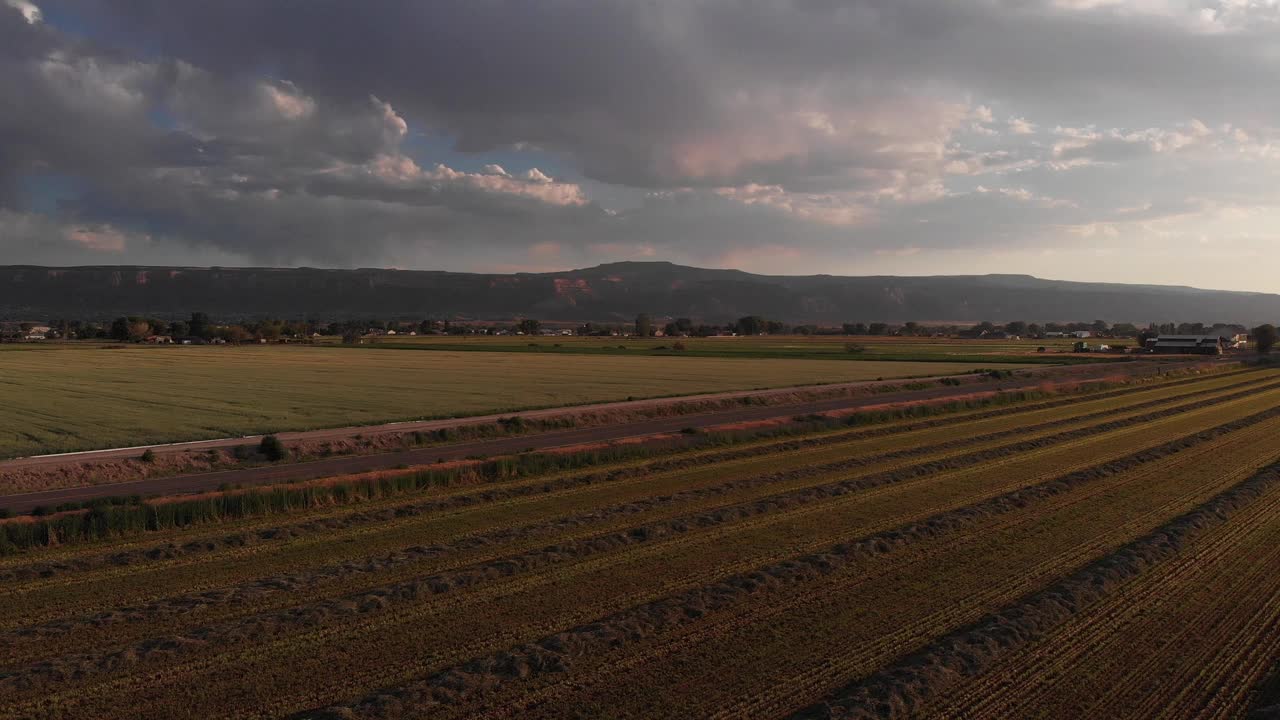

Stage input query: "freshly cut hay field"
[
  {"left": 330, "top": 332, "right": 1089, "bottom": 362},
  {"left": 4, "top": 369, "right": 1280, "bottom": 720},
  {"left": 0, "top": 345, "right": 1028, "bottom": 458}
]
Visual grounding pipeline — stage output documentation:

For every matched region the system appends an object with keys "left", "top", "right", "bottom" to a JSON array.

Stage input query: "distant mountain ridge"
[{"left": 0, "top": 262, "right": 1276, "bottom": 325}]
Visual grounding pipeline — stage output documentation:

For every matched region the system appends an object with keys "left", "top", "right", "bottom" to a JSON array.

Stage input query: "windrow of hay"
[
  {"left": 288, "top": 401, "right": 1280, "bottom": 720},
  {"left": 3, "top": 369, "right": 1266, "bottom": 555},
  {"left": 791, "top": 461, "right": 1280, "bottom": 720}
]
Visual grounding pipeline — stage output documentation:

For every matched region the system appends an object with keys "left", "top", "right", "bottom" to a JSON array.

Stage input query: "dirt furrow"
[
  {"left": 5, "top": 367, "right": 1253, "bottom": 587},
  {"left": 275, "top": 403, "right": 1280, "bottom": 720},
  {"left": 786, "top": 458, "right": 1280, "bottom": 720},
  {"left": 6, "top": 376, "right": 1262, "bottom": 656}
]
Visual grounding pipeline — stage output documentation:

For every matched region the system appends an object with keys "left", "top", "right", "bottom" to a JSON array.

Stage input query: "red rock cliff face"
[{"left": 553, "top": 278, "right": 594, "bottom": 306}]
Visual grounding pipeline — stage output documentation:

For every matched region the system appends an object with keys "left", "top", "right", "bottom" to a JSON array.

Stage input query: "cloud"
[
  {"left": 62, "top": 224, "right": 129, "bottom": 252},
  {"left": 4, "top": 0, "right": 39, "bottom": 23},
  {"left": 1, "top": 0, "right": 1280, "bottom": 291}
]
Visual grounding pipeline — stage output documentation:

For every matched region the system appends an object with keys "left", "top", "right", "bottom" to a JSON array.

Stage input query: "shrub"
[
  {"left": 498, "top": 416, "right": 526, "bottom": 432},
  {"left": 259, "top": 435, "right": 287, "bottom": 462},
  {"left": 233, "top": 444, "right": 253, "bottom": 460},
  {"left": 140, "top": 448, "right": 156, "bottom": 463},
  {"left": 672, "top": 341, "right": 687, "bottom": 351},
  {"left": 845, "top": 343, "right": 867, "bottom": 354}
]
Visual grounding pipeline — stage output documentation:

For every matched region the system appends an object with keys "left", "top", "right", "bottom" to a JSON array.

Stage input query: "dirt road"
[{"left": 0, "top": 360, "right": 1207, "bottom": 514}]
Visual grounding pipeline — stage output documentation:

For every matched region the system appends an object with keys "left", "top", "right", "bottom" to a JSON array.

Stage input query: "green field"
[
  {"left": 320, "top": 333, "right": 1101, "bottom": 363},
  {"left": 3, "top": 368, "right": 1280, "bottom": 719},
  {"left": 0, "top": 344, "right": 1033, "bottom": 458}
]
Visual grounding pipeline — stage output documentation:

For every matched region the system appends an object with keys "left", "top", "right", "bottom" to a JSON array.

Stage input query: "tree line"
[{"left": 4, "top": 313, "right": 1276, "bottom": 354}]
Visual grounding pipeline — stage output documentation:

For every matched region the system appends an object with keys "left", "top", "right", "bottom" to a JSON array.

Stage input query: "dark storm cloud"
[
  {"left": 48, "top": 0, "right": 1280, "bottom": 186},
  {"left": 4, "top": 0, "right": 1280, "bottom": 289}
]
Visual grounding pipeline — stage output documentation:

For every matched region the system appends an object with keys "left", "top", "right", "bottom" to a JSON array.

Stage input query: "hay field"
[
  {"left": 328, "top": 332, "right": 1089, "bottom": 363},
  {"left": 4, "top": 368, "right": 1280, "bottom": 719},
  {"left": 0, "top": 344, "right": 1024, "bottom": 458}
]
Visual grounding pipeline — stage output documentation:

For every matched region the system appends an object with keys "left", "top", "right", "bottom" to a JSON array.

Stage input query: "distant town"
[{"left": 1, "top": 314, "right": 1273, "bottom": 356}]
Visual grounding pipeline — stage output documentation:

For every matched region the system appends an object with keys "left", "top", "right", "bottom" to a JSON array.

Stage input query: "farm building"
[{"left": 1146, "top": 335, "right": 1228, "bottom": 355}]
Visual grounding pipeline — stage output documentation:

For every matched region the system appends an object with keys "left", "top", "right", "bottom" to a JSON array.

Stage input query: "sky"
[{"left": 2, "top": 0, "right": 1280, "bottom": 291}]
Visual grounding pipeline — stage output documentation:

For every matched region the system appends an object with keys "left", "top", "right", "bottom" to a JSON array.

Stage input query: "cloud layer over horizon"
[{"left": 3, "top": 0, "right": 1280, "bottom": 291}]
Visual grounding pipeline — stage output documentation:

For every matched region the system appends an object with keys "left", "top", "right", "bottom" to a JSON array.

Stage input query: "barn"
[{"left": 1146, "top": 335, "right": 1228, "bottom": 355}]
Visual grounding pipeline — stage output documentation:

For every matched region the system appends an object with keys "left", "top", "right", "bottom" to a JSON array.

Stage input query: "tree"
[
  {"left": 259, "top": 321, "right": 282, "bottom": 341},
  {"left": 110, "top": 317, "right": 130, "bottom": 341},
  {"left": 842, "top": 323, "right": 868, "bottom": 336},
  {"left": 127, "top": 321, "right": 151, "bottom": 341},
  {"left": 1253, "top": 324, "right": 1278, "bottom": 354},
  {"left": 517, "top": 318, "right": 540, "bottom": 335},
  {"left": 189, "top": 312, "right": 210, "bottom": 339},
  {"left": 634, "top": 313, "right": 652, "bottom": 337},
  {"left": 665, "top": 318, "right": 693, "bottom": 337},
  {"left": 735, "top": 316, "right": 766, "bottom": 336},
  {"left": 259, "top": 435, "right": 287, "bottom": 462},
  {"left": 868, "top": 322, "right": 890, "bottom": 336},
  {"left": 224, "top": 325, "right": 251, "bottom": 344},
  {"left": 1004, "top": 321, "right": 1027, "bottom": 336},
  {"left": 902, "top": 321, "right": 920, "bottom": 336}
]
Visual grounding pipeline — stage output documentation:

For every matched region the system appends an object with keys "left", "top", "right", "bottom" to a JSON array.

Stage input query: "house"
[
  {"left": 1072, "top": 331, "right": 1092, "bottom": 339},
  {"left": 1148, "top": 335, "right": 1227, "bottom": 355},
  {"left": 1206, "top": 327, "right": 1249, "bottom": 349},
  {"left": 143, "top": 335, "right": 173, "bottom": 344},
  {"left": 175, "top": 336, "right": 206, "bottom": 345},
  {"left": 1044, "top": 331, "right": 1065, "bottom": 338}
]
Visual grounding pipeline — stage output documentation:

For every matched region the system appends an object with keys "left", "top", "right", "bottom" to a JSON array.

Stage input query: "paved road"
[{"left": 0, "top": 360, "right": 1198, "bottom": 514}]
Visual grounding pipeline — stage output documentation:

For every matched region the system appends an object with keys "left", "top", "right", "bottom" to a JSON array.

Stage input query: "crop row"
[
  {"left": 790, "top": 456, "right": 1280, "bottom": 720},
  {"left": 436, "top": 408, "right": 1280, "bottom": 719},
  {"left": 10, "top": 385, "right": 1276, "bottom": 718},
  {"left": 276, "top": 391, "right": 1280, "bottom": 720},
  {"left": 929, "top": 462, "right": 1280, "bottom": 719},
  {"left": 4, "top": 369, "right": 1260, "bottom": 638},
  {"left": 8, "top": 365, "right": 1266, "bottom": 588},
  {"left": 4, "top": 374, "right": 1273, "bottom": 667},
  {"left": 5, "top": 371, "right": 1274, "bottom": 712},
  {"left": 0, "top": 364, "right": 1252, "bottom": 565}
]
